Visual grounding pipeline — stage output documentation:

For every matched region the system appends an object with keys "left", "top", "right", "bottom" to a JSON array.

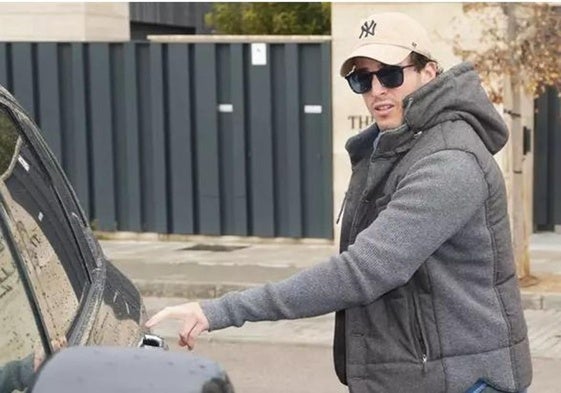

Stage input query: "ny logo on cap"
[{"left": 359, "top": 20, "right": 376, "bottom": 39}]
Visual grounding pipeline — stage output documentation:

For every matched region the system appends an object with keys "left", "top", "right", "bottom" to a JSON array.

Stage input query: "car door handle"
[{"left": 139, "top": 333, "right": 168, "bottom": 350}]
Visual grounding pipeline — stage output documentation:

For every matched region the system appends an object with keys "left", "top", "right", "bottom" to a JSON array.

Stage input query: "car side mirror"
[{"left": 30, "top": 346, "right": 235, "bottom": 393}]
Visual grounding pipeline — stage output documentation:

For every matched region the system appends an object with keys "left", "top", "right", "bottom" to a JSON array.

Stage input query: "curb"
[
  {"left": 520, "top": 291, "right": 561, "bottom": 311},
  {"left": 133, "top": 279, "right": 257, "bottom": 300},
  {"left": 134, "top": 279, "right": 561, "bottom": 311}
]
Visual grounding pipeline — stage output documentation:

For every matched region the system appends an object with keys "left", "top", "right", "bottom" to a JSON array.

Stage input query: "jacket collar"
[{"left": 345, "top": 121, "right": 417, "bottom": 165}]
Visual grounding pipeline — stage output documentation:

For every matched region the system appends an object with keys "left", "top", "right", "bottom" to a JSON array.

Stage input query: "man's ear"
[{"left": 421, "top": 62, "right": 438, "bottom": 83}]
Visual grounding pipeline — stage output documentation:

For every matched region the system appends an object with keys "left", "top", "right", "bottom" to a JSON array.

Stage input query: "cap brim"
[{"left": 339, "top": 44, "right": 411, "bottom": 77}]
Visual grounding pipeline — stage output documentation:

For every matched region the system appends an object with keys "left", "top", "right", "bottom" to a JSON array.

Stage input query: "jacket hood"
[{"left": 403, "top": 62, "right": 508, "bottom": 154}]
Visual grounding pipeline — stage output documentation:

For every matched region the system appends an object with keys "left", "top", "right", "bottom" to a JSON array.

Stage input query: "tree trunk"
[
  {"left": 509, "top": 84, "right": 530, "bottom": 279},
  {"left": 505, "top": 5, "right": 531, "bottom": 280}
]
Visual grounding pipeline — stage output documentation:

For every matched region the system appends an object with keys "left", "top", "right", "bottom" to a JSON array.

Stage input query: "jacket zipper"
[
  {"left": 336, "top": 192, "right": 347, "bottom": 225},
  {"left": 412, "top": 289, "right": 429, "bottom": 372}
]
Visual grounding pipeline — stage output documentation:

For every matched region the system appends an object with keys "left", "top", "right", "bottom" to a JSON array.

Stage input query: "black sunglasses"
[{"left": 345, "top": 64, "right": 415, "bottom": 94}]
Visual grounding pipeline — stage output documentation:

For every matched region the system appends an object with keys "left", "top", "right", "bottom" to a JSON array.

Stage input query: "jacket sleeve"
[{"left": 201, "top": 150, "right": 489, "bottom": 331}]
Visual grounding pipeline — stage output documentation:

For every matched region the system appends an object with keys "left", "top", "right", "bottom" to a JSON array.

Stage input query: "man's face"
[{"left": 354, "top": 56, "right": 436, "bottom": 131}]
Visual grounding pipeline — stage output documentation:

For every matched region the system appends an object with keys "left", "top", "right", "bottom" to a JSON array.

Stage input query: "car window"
[
  {"left": 16, "top": 112, "right": 98, "bottom": 272},
  {"left": 0, "top": 106, "right": 83, "bottom": 344},
  {"left": 0, "top": 207, "right": 46, "bottom": 393}
]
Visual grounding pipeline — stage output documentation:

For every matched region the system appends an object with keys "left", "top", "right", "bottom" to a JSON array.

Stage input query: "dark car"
[
  {"left": 31, "top": 346, "right": 235, "bottom": 393},
  {"left": 0, "top": 85, "right": 233, "bottom": 393}
]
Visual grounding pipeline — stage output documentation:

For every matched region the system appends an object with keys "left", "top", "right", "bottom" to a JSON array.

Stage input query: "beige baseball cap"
[{"left": 340, "top": 12, "right": 436, "bottom": 77}]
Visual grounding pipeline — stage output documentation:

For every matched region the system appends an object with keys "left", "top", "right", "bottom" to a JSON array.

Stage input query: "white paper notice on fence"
[
  {"left": 218, "top": 104, "right": 233, "bottom": 113},
  {"left": 304, "top": 105, "right": 322, "bottom": 114},
  {"left": 251, "top": 43, "right": 267, "bottom": 66}
]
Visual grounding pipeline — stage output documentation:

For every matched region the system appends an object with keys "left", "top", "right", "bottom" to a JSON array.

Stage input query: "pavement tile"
[
  {"left": 521, "top": 293, "right": 543, "bottom": 310},
  {"left": 542, "top": 293, "right": 561, "bottom": 310}
]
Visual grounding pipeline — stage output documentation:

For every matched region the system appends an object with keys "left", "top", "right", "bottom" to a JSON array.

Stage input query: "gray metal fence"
[
  {"left": 534, "top": 86, "right": 561, "bottom": 231},
  {"left": 0, "top": 41, "right": 333, "bottom": 239}
]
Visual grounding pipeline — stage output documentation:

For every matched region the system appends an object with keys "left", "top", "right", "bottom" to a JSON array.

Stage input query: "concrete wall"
[
  {"left": 0, "top": 2, "right": 129, "bottom": 41},
  {"left": 331, "top": 2, "right": 534, "bottom": 244}
]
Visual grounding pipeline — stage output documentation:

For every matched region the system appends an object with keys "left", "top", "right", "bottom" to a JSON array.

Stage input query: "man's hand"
[{"left": 145, "top": 302, "right": 209, "bottom": 350}]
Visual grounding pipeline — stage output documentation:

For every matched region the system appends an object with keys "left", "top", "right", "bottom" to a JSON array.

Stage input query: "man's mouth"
[{"left": 374, "top": 103, "right": 394, "bottom": 114}]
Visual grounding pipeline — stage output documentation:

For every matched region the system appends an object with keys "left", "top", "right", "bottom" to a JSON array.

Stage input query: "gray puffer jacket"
[{"left": 202, "top": 62, "right": 532, "bottom": 392}]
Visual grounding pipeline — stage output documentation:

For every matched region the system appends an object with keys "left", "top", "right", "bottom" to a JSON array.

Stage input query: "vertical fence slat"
[
  {"left": 112, "top": 43, "right": 142, "bottom": 232},
  {"left": 230, "top": 43, "right": 248, "bottom": 236},
  {"left": 284, "top": 43, "right": 303, "bottom": 238},
  {"left": 60, "top": 44, "right": 91, "bottom": 218},
  {"left": 271, "top": 45, "right": 287, "bottom": 236},
  {"left": 167, "top": 44, "right": 195, "bottom": 234},
  {"left": 216, "top": 44, "right": 234, "bottom": 234},
  {"left": 0, "top": 44, "right": 11, "bottom": 90},
  {"left": 12, "top": 43, "right": 35, "bottom": 120},
  {"left": 111, "top": 43, "right": 126, "bottom": 230},
  {"left": 298, "top": 43, "right": 333, "bottom": 239},
  {"left": 301, "top": 44, "right": 323, "bottom": 238},
  {"left": 194, "top": 43, "right": 221, "bottom": 235},
  {"left": 320, "top": 41, "right": 333, "bottom": 238},
  {"left": 137, "top": 44, "right": 151, "bottom": 231},
  {"left": 248, "top": 44, "right": 275, "bottom": 237},
  {"left": 71, "top": 44, "right": 90, "bottom": 219},
  {"left": 148, "top": 43, "right": 168, "bottom": 233},
  {"left": 88, "top": 44, "right": 116, "bottom": 231},
  {"left": 119, "top": 43, "right": 142, "bottom": 232},
  {"left": 37, "top": 44, "right": 62, "bottom": 161}
]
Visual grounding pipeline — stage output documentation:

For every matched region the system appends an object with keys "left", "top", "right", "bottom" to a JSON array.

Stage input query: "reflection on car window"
[
  {"left": 0, "top": 106, "right": 82, "bottom": 344},
  {"left": 0, "top": 113, "right": 18, "bottom": 178},
  {"left": 0, "top": 218, "right": 45, "bottom": 393}
]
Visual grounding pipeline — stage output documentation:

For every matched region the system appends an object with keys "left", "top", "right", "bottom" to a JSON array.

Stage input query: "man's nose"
[{"left": 369, "top": 75, "right": 387, "bottom": 96}]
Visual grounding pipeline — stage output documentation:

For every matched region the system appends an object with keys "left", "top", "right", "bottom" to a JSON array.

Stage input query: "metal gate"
[
  {"left": 0, "top": 41, "right": 333, "bottom": 239},
  {"left": 534, "top": 86, "right": 561, "bottom": 231}
]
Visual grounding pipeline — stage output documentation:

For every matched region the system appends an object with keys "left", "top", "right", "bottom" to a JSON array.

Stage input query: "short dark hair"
[{"left": 410, "top": 52, "right": 442, "bottom": 75}]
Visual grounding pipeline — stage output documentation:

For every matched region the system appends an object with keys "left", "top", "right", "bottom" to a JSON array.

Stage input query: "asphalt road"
[
  {"left": 169, "top": 340, "right": 346, "bottom": 393},
  {"left": 168, "top": 340, "right": 558, "bottom": 393}
]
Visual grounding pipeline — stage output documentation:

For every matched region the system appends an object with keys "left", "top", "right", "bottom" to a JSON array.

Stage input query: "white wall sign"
[
  {"left": 304, "top": 105, "right": 322, "bottom": 114},
  {"left": 218, "top": 104, "right": 233, "bottom": 113},
  {"left": 251, "top": 43, "right": 267, "bottom": 66}
]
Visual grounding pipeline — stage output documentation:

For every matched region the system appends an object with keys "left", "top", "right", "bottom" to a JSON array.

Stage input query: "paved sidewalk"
[{"left": 101, "top": 231, "right": 561, "bottom": 309}]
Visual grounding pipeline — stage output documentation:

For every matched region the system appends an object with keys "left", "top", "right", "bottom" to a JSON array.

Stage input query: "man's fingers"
[
  {"left": 145, "top": 306, "right": 175, "bottom": 328},
  {"left": 146, "top": 302, "right": 210, "bottom": 348},
  {"left": 186, "top": 323, "right": 205, "bottom": 350},
  {"left": 178, "top": 316, "right": 197, "bottom": 348},
  {"left": 178, "top": 321, "right": 205, "bottom": 350}
]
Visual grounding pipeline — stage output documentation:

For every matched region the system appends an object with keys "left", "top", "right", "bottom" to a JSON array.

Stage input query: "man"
[{"left": 147, "top": 12, "right": 532, "bottom": 393}]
